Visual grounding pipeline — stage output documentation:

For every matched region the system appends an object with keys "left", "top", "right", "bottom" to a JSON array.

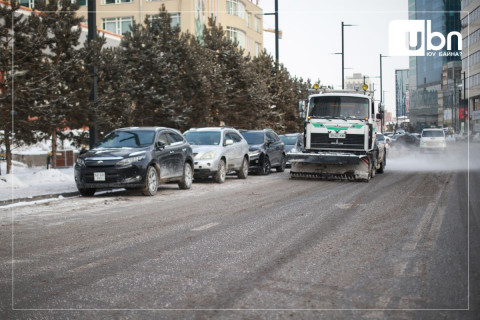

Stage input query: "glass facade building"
[
  {"left": 408, "top": 0, "right": 462, "bottom": 131},
  {"left": 462, "top": 0, "right": 480, "bottom": 133},
  {"left": 395, "top": 69, "right": 409, "bottom": 120}
]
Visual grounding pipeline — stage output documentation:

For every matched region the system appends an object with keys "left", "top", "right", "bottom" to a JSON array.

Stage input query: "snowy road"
[{"left": 1, "top": 143, "right": 479, "bottom": 319}]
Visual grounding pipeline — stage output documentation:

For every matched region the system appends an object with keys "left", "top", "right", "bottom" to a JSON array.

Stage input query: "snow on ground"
[{"left": 0, "top": 160, "right": 76, "bottom": 202}]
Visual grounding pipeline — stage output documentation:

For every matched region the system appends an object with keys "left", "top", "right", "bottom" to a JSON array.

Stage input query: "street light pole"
[
  {"left": 264, "top": 0, "right": 279, "bottom": 65},
  {"left": 88, "top": 0, "right": 98, "bottom": 149},
  {"left": 341, "top": 22, "right": 356, "bottom": 89},
  {"left": 379, "top": 54, "right": 389, "bottom": 133}
]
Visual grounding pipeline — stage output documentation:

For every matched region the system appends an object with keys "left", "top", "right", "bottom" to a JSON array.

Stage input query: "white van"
[{"left": 420, "top": 128, "right": 446, "bottom": 152}]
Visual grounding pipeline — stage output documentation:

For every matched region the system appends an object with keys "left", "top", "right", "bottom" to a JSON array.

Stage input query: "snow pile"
[{"left": 0, "top": 173, "right": 28, "bottom": 189}]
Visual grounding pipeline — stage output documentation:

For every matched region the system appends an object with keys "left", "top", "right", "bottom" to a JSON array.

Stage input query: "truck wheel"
[
  {"left": 258, "top": 157, "right": 271, "bottom": 175},
  {"left": 377, "top": 158, "right": 385, "bottom": 174},
  {"left": 371, "top": 159, "right": 376, "bottom": 179}
]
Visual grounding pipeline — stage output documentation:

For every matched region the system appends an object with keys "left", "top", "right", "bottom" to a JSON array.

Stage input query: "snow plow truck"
[{"left": 287, "top": 85, "right": 386, "bottom": 182}]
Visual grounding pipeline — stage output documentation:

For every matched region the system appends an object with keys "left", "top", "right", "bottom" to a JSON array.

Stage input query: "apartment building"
[{"left": 17, "top": 0, "right": 263, "bottom": 57}]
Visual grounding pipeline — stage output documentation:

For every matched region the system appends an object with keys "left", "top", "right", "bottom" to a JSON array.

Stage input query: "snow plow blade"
[{"left": 286, "top": 152, "right": 370, "bottom": 181}]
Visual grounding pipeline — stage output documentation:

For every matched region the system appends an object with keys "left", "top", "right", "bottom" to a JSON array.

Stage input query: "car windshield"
[
  {"left": 184, "top": 131, "right": 221, "bottom": 145},
  {"left": 241, "top": 132, "right": 264, "bottom": 145},
  {"left": 96, "top": 130, "right": 155, "bottom": 148},
  {"left": 309, "top": 96, "right": 369, "bottom": 119},
  {"left": 280, "top": 135, "right": 298, "bottom": 145},
  {"left": 422, "top": 130, "right": 444, "bottom": 138}
]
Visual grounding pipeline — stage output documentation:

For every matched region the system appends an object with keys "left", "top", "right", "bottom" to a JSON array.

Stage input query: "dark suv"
[
  {"left": 240, "top": 129, "right": 285, "bottom": 175},
  {"left": 74, "top": 127, "right": 193, "bottom": 196}
]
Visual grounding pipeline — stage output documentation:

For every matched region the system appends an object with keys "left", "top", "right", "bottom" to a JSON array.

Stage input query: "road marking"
[{"left": 191, "top": 222, "right": 219, "bottom": 231}]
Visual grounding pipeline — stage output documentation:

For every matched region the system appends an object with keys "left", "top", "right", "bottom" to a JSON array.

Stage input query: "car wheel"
[
  {"left": 258, "top": 157, "right": 271, "bottom": 175},
  {"left": 237, "top": 157, "right": 248, "bottom": 179},
  {"left": 142, "top": 166, "right": 158, "bottom": 196},
  {"left": 78, "top": 187, "right": 95, "bottom": 197},
  {"left": 276, "top": 155, "right": 286, "bottom": 172},
  {"left": 214, "top": 159, "right": 226, "bottom": 183},
  {"left": 178, "top": 162, "right": 193, "bottom": 189}
]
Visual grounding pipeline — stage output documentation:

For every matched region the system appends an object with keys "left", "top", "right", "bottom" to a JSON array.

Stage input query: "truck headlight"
[{"left": 116, "top": 155, "right": 146, "bottom": 166}]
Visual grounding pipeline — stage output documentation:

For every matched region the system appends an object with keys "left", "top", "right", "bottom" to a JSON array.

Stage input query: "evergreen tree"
[
  {"left": 30, "top": 0, "right": 86, "bottom": 168},
  {"left": 0, "top": 1, "right": 46, "bottom": 174}
]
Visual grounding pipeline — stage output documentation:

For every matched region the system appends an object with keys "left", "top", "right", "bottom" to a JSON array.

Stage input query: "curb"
[{"left": 0, "top": 191, "right": 80, "bottom": 207}]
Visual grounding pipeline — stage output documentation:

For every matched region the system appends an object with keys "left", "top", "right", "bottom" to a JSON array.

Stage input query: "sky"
[{"left": 260, "top": 0, "right": 410, "bottom": 114}]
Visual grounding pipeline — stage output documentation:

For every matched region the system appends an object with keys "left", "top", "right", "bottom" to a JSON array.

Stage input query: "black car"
[
  {"left": 240, "top": 129, "right": 285, "bottom": 175},
  {"left": 279, "top": 133, "right": 304, "bottom": 168},
  {"left": 390, "top": 133, "right": 420, "bottom": 148},
  {"left": 74, "top": 127, "right": 194, "bottom": 196}
]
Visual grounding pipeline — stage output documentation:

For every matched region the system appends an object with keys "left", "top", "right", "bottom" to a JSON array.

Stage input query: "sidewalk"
[{"left": 0, "top": 161, "right": 78, "bottom": 206}]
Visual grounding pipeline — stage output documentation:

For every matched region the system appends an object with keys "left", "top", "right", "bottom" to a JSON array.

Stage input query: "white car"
[
  {"left": 420, "top": 128, "right": 446, "bottom": 152},
  {"left": 184, "top": 127, "right": 249, "bottom": 183}
]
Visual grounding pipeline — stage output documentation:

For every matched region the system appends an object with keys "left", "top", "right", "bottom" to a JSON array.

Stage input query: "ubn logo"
[{"left": 389, "top": 20, "right": 462, "bottom": 56}]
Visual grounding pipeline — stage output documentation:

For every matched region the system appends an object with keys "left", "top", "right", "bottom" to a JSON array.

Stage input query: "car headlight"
[
  {"left": 116, "top": 155, "right": 146, "bottom": 166},
  {"left": 198, "top": 151, "right": 216, "bottom": 160},
  {"left": 76, "top": 158, "right": 85, "bottom": 166},
  {"left": 249, "top": 150, "right": 260, "bottom": 157}
]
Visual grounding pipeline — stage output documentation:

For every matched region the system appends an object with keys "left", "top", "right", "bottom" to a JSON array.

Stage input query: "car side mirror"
[
  {"left": 224, "top": 139, "right": 234, "bottom": 146},
  {"left": 156, "top": 141, "right": 166, "bottom": 150},
  {"left": 376, "top": 113, "right": 383, "bottom": 120}
]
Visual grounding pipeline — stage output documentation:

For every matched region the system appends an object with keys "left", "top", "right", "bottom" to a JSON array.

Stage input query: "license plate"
[
  {"left": 329, "top": 132, "right": 346, "bottom": 139},
  {"left": 94, "top": 172, "right": 106, "bottom": 181}
]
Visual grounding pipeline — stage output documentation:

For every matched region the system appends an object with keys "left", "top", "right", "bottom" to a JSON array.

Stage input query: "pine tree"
[
  {"left": 29, "top": 0, "right": 85, "bottom": 168},
  {"left": 0, "top": 1, "right": 46, "bottom": 174}
]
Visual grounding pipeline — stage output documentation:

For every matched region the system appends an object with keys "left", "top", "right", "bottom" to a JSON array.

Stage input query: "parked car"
[
  {"left": 390, "top": 133, "right": 420, "bottom": 149},
  {"left": 420, "top": 128, "right": 446, "bottom": 152},
  {"left": 279, "top": 133, "right": 304, "bottom": 168},
  {"left": 183, "top": 127, "right": 249, "bottom": 183},
  {"left": 74, "top": 127, "right": 193, "bottom": 196},
  {"left": 374, "top": 133, "right": 387, "bottom": 173},
  {"left": 240, "top": 129, "right": 286, "bottom": 175}
]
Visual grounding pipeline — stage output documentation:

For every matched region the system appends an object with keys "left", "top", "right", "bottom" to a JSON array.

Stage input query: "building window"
[
  {"left": 103, "top": 0, "right": 132, "bottom": 4},
  {"left": 254, "top": 16, "right": 260, "bottom": 32},
  {"left": 246, "top": 11, "right": 251, "bottom": 28},
  {"left": 227, "top": 27, "right": 246, "bottom": 48},
  {"left": 103, "top": 17, "right": 134, "bottom": 35},
  {"left": 255, "top": 42, "right": 261, "bottom": 56},
  {"left": 147, "top": 13, "right": 181, "bottom": 28},
  {"left": 227, "top": 0, "right": 245, "bottom": 19}
]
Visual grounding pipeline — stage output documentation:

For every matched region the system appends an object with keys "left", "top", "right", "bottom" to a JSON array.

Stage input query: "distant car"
[
  {"left": 183, "top": 127, "right": 249, "bottom": 183},
  {"left": 420, "top": 128, "right": 446, "bottom": 152},
  {"left": 74, "top": 127, "right": 193, "bottom": 196},
  {"left": 240, "top": 129, "right": 286, "bottom": 175},
  {"left": 383, "top": 131, "right": 394, "bottom": 137},
  {"left": 390, "top": 133, "right": 420, "bottom": 149},
  {"left": 279, "top": 133, "right": 304, "bottom": 168}
]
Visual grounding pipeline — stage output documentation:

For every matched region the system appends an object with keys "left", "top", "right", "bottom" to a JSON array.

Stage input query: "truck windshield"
[
  {"left": 96, "top": 130, "right": 155, "bottom": 148},
  {"left": 309, "top": 96, "right": 369, "bottom": 119}
]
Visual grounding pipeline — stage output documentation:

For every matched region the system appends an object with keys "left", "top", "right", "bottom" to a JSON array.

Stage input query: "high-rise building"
[
  {"left": 462, "top": 0, "right": 480, "bottom": 133},
  {"left": 17, "top": 0, "right": 264, "bottom": 58},
  {"left": 407, "top": 0, "right": 462, "bottom": 132},
  {"left": 395, "top": 69, "right": 409, "bottom": 120}
]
